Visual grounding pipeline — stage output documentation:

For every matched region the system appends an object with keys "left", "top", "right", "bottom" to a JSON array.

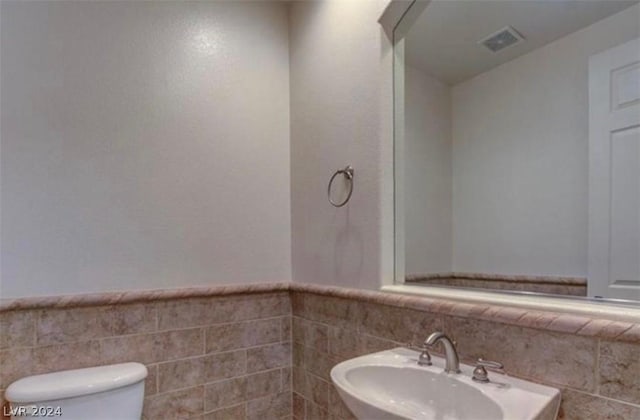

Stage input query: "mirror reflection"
[{"left": 395, "top": 0, "right": 640, "bottom": 302}]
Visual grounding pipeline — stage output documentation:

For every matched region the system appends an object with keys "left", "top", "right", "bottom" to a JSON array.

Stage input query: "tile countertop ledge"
[{"left": 1, "top": 282, "right": 639, "bottom": 344}]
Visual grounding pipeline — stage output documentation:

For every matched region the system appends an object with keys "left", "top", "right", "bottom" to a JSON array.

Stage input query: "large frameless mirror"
[{"left": 393, "top": 0, "right": 640, "bottom": 305}]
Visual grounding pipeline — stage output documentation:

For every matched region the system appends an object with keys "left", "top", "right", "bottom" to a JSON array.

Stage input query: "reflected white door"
[{"left": 588, "top": 38, "right": 640, "bottom": 300}]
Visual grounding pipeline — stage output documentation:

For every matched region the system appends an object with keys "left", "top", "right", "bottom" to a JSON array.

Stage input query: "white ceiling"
[{"left": 405, "top": 0, "right": 639, "bottom": 85}]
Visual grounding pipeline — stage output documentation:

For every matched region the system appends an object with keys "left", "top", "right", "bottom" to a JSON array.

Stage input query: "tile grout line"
[
  {"left": 156, "top": 313, "right": 291, "bottom": 334},
  {"left": 149, "top": 365, "right": 291, "bottom": 399},
  {"left": 30, "top": 321, "right": 288, "bottom": 358},
  {"left": 24, "top": 310, "right": 289, "bottom": 352},
  {"left": 594, "top": 338, "right": 600, "bottom": 396}
]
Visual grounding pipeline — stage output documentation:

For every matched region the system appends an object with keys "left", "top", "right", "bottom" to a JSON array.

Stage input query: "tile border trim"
[
  {"left": 0, "top": 283, "right": 290, "bottom": 311},
  {"left": 288, "top": 284, "right": 640, "bottom": 344},
  {"left": 2, "top": 282, "right": 638, "bottom": 343}
]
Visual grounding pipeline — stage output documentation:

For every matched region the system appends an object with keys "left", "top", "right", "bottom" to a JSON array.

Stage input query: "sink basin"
[{"left": 330, "top": 347, "right": 560, "bottom": 420}]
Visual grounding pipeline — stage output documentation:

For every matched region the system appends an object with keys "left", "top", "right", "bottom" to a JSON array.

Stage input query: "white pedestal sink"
[{"left": 330, "top": 347, "right": 560, "bottom": 420}]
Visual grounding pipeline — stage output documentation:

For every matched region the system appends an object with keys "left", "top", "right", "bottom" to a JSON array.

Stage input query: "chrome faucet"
[{"left": 425, "top": 332, "right": 461, "bottom": 374}]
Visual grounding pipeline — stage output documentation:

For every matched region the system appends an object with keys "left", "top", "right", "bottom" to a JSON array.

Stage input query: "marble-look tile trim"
[
  {"left": 0, "top": 283, "right": 290, "bottom": 311},
  {"left": 405, "top": 277, "right": 586, "bottom": 297},
  {"left": 288, "top": 284, "right": 640, "bottom": 344},
  {"left": 1, "top": 292, "right": 293, "bottom": 420},
  {"left": 406, "top": 272, "right": 587, "bottom": 285},
  {"left": 2, "top": 282, "right": 638, "bottom": 344},
  {"left": 291, "top": 290, "right": 640, "bottom": 419}
]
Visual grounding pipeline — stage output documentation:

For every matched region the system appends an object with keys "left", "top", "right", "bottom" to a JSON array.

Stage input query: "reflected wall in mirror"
[{"left": 394, "top": 0, "right": 640, "bottom": 303}]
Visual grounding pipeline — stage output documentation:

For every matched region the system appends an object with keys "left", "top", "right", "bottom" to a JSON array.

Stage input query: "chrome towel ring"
[{"left": 328, "top": 165, "right": 354, "bottom": 207}]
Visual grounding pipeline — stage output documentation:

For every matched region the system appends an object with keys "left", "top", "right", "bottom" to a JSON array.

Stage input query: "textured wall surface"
[
  {"left": 289, "top": 0, "right": 391, "bottom": 290},
  {"left": 0, "top": 292, "right": 292, "bottom": 420},
  {"left": 2, "top": 284, "right": 640, "bottom": 419},
  {"left": 291, "top": 291, "right": 640, "bottom": 420},
  {"left": 1, "top": 1, "right": 291, "bottom": 298},
  {"left": 404, "top": 65, "right": 452, "bottom": 276},
  {"left": 451, "top": 4, "right": 640, "bottom": 277}
]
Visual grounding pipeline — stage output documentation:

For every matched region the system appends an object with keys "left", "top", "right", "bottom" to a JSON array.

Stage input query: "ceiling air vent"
[{"left": 478, "top": 26, "right": 525, "bottom": 53}]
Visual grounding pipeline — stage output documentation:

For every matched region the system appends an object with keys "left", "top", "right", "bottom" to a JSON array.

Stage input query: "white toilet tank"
[{"left": 4, "top": 363, "right": 147, "bottom": 420}]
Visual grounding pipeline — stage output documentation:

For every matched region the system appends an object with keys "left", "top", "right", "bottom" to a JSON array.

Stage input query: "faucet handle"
[
  {"left": 472, "top": 358, "right": 504, "bottom": 383},
  {"left": 406, "top": 342, "right": 432, "bottom": 366}
]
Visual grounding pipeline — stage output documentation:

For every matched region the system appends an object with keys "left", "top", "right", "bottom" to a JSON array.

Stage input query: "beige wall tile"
[
  {"left": 204, "top": 403, "right": 246, "bottom": 420},
  {"left": 10, "top": 288, "right": 640, "bottom": 420},
  {"left": 228, "top": 293, "right": 290, "bottom": 322},
  {"left": 33, "top": 340, "right": 102, "bottom": 376},
  {"left": 0, "top": 310, "right": 35, "bottom": 350},
  {"left": 158, "top": 294, "right": 289, "bottom": 331},
  {"left": 327, "top": 327, "right": 360, "bottom": 359},
  {"left": 305, "top": 400, "right": 329, "bottom": 420},
  {"left": 294, "top": 294, "right": 359, "bottom": 330},
  {"left": 246, "top": 342, "right": 291, "bottom": 373},
  {"left": 246, "top": 391, "right": 290, "bottom": 420},
  {"left": 143, "top": 385, "right": 204, "bottom": 420},
  {"left": 205, "top": 318, "right": 280, "bottom": 354},
  {"left": 360, "top": 334, "right": 401, "bottom": 355},
  {"left": 0, "top": 347, "right": 34, "bottom": 389},
  {"left": 157, "top": 298, "right": 215, "bottom": 330},
  {"left": 105, "top": 303, "right": 157, "bottom": 336},
  {"left": 101, "top": 333, "right": 159, "bottom": 365},
  {"left": 293, "top": 317, "right": 328, "bottom": 353},
  {"left": 328, "top": 385, "right": 356, "bottom": 420},
  {"left": 292, "top": 294, "right": 640, "bottom": 420},
  {"left": 599, "top": 341, "right": 640, "bottom": 405},
  {"left": 359, "top": 303, "right": 442, "bottom": 344},
  {"left": 145, "top": 364, "right": 158, "bottom": 396},
  {"left": 445, "top": 316, "right": 598, "bottom": 392},
  {"left": 37, "top": 307, "right": 111, "bottom": 345},
  {"left": 292, "top": 367, "right": 305, "bottom": 399},
  {"left": 2, "top": 341, "right": 112, "bottom": 389},
  {"left": 560, "top": 389, "right": 640, "bottom": 420},
  {"left": 101, "top": 328, "right": 203, "bottom": 365},
  {"left": 293, "top": 343, "right": 304, "bottom": 367},
  {"left": 204, "top": 350, "right": 247, "bottom": 382},
  {"left": 281, "top": 316, "right": 292, "bottom": 342},
  {"left": 36, "top": 304, "right": 156, "bottom": 346},
  {"left": 303, "top": 347, "right": 334, "bottom": 380},
  {"left": 577, "top": 320, "right": 632, "bottom": 340},
  {"left": 158, "top": 357, "right": 205, "bottom": 393},
  {"left": 305, "top": 373, "right": 328, "bottom": 409},
  {"left": 618, "top": 324, "right": 640, "bottom": 343},
  {"left": 282, "top": 367, "right": 292, "bottom": 392},
  {"left": 204, "top": 376, "right": 247, "bottom": 412},
  {"left": 292, "top": 392, "right": 305, "bottom": 420},
  {"left": 203, "top": 370, "right": 284, "bottom": 412},
  {"left": 160, "top": 328, "right": 205, "bottom": 361},
  {"left": 291, "top": 292, "right": 305, "bottom": 316},
  {"left": 293, "top": 367, "right": 328, "bottom": 410},
  {"left": 0, "top": 292, "right": 293, "bottom": 420},
  {"left": 246, "top": 369, "right": 282, "bottom": 400}
]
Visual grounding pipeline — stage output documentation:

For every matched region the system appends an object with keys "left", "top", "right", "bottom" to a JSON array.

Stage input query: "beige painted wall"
[
  {"left": 289, "top": 0, "right": 393, "bottom": 289},
  {"left": 404, "top": 65, "right": 452, "bottom": 276},
  {"left": 451, "top": 4, "right": 640, "bottom": 277},
  {"left": 1, "top": 1, "right": 292, "bottom": 297}
]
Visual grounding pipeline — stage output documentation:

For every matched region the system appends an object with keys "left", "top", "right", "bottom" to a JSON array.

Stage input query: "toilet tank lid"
[{"left": 5, "top": 363, "right": 148, "bottom": 403}]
